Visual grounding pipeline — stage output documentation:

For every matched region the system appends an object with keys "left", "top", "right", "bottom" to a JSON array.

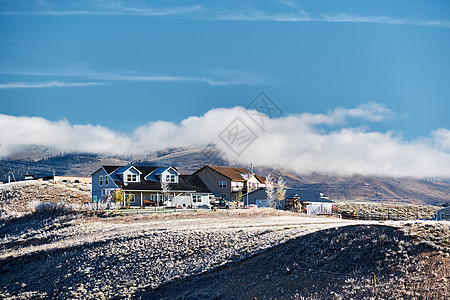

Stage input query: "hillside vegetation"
[{"left": 0, "top": 180, "right": 90, "bottom": 218}]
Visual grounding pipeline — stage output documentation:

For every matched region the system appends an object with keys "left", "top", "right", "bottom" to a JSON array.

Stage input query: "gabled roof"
[
  {"left": 89, "top": 165, "right": 122, "bottom": 177},
  {"left": 116, "top": 166, "right": 142, "bottom": 175},
  {"left": 103, "top": 166, "right": 122, "bottom": 174},
  {"left": 154, "top": 166, "right": 179, "bottom": 175},
  {"left": 195, "top": 165, "right": 252, "bottom": 181},
  {"left": 92, "top": 165, "right": 210, "bottom": 193},
  {"left": 243, "top": 173, "right": 266, "bottom": 183},
  {"left": 144, "top": 167, "right": 180, "bottom": 181},
  {"left": 135, "top": 166, "right": 159, "bottom": 181},
  {"left": 254, "top": 174, "right": 266, "bottom": 183}
]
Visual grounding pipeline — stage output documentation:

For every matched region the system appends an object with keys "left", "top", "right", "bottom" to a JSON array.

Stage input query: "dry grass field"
[{"left": 0, "top": 181, "right": 449, "bottom": 299}]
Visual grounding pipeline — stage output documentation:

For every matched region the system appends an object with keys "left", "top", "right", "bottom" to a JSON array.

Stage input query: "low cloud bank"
[{"left": 1, "top": 103, "right": 449, "bottom": 177}]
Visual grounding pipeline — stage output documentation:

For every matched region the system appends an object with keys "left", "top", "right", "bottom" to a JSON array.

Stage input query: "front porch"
[{"left": 124, "top": 191, "right": 210, "bottom": 208}]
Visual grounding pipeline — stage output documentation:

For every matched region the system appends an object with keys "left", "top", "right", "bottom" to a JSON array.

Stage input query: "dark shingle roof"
[
  {"left": 195, "top": 165, "right": 250, "bottom": 181},
  {"left": 118, "top": 175, "right": 210, "bottom": 193},
  {"left": 133, "top": 166, "right": 159, "bottom": 177},
  {"left": 103, "top": 165, "right": 122, "bottom": 174},
  {"left": 97, "top": 165, "right": 210, "bottom": 193},
  {"left": 181, "top": 175, "right": 211, "bottom": 193}
]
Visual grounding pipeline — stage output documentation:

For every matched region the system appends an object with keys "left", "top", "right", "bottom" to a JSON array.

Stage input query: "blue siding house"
[{"left": 89, "top": 165, "right": 211, "bottom": 208}]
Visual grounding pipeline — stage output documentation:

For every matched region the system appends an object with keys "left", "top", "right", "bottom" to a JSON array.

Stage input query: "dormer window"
[
  {"left": 126, "top": 174, "right": 138, "bottom": 182},
  {"left": 166, "top": 174, "right": 176, "bottom": 183}
]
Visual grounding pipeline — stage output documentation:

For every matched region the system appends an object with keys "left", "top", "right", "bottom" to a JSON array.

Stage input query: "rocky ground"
[
  {"left": 336, "top": 201, "right": 439, "bottom": 220},
  {"left": 146, "top": 223, "right": 450, "bottom": 300},
  {"left": 0, "top": 181, "right": 449, "bottom": 299}
]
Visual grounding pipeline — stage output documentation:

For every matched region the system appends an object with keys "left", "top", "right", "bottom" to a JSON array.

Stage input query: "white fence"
[{"left": 307, "top": 203, "right": 334, "bottom": 215}]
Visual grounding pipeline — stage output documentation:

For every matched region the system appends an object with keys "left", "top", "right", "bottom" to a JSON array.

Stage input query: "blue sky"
[
  {"left": 1, "top": 1, "right": 450, "bottom": 176},
  {"left": 1, "top": 0, "right": 449, "bottom": 135}
]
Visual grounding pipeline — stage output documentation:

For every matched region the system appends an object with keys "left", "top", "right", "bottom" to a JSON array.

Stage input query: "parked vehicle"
[{"left": 210, "top": 197, "right": 230, "bottom": 210}]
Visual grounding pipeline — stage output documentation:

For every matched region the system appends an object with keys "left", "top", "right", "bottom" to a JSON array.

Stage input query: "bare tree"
[
  {"left": 276, "top": 176, "right": 287, "bottom": 209},
  {"left": 161, "top": 178, "right": 171, "bottom": 206},
  {"left": 101, "top": 189, "right": 114, "bottom": 210},
  {"left": 265, "top": 174, "right": 277, "bottom": 208}
]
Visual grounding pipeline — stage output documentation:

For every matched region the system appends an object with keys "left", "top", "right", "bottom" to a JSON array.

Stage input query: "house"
[
  {"left": 89, "top": 165, "right": 211, "bottom": 208},
  {"left": 243, "top": 187, "right": 336, "bottom": 215},
  {"left": 436, "top": 206, "right": 450, "bottom": 221},
  {"left": 193, "top": 165, "right": 266, "bottom": 201}
]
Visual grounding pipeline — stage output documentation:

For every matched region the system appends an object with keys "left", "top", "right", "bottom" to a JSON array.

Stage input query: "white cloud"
[
  {"left": 0, "top": 3, "right": 203, "bottom": 17},
  {"left": 212, "top": 11, "right": 450, "bottom": 28},
  {"left": 0, "top": 103, "right": 449, "bottom": 177},
  {"left": 3, "top": 2, "right": 449, "bottom": 29},
  {"left": 0, "top": 81, "right": 105, "bottom": 89},
  {"left": 0, "top": 64, "right": 271, "bottom": 87},
  {"left": 299, "top": 102, "right": 393, "bottom": 126},
  {"left": 320, "top": 13, "right": 450, "bottom": 28},
  {"left": 431, "top": 128, "right": 450, "bottom": 151}
]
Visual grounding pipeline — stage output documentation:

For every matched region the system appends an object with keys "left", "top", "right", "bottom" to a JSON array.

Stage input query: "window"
[
  {"left": 442, "top": 213, "right": 445, "bottom": 220},
  {"left": 219, "top": 181, "right": 227, "bottom": 189},
  {"left": 193, "top": 195, "right": 201, "bottom": 203},
  {"left": 105, "top": 175, "right": 109, "bottom": 185},
  {"left": 166, "top": 174, "right": 176, "bottom": 183},
  {"left": 221, "top": 193, "right": 227, "bottom": 200},
  {"left": 126, "top": 174, "right": 137, "bottom": 182},
  {"left": 99, "top": 175, "right": 103, "bottom": 186}
]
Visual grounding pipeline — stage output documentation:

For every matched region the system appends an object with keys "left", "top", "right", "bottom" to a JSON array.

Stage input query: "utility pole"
[{"left": 246, "top": 190, "right": 249, "bottom": 208}]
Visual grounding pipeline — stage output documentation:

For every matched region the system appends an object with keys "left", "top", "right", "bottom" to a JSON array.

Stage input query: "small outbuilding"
[
  {"left": 243, "top": 187, "right": 336, "bottom": 215},
  {"left": 436, "top": 206, "right": 450, "bottom": 221}
]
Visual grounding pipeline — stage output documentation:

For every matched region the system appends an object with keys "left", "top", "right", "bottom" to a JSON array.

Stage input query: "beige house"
[{"left": 194, "top": 165, "right": 266, "bottom": 201}]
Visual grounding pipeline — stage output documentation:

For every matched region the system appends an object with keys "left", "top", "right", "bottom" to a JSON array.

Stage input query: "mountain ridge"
[{"left": 1, "top": 147, "right": 449, "bottom": 206}]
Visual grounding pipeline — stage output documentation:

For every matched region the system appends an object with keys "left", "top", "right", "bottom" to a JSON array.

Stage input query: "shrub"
[{"left": 28, "top": 200, "right": 79, "bottom": 214}]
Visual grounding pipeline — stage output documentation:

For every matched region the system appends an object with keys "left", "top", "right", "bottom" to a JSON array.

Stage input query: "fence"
[
  {"left": 307, "top": 203, "right": 334, "bottom": 215},
  {"left": 340, "top": 211, "right": 408, "bottom": 221}
]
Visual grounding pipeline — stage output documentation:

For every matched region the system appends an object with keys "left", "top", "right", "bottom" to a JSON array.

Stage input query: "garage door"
[{"left": 256, "top": 199, "right": 269, "bottom": 208}]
